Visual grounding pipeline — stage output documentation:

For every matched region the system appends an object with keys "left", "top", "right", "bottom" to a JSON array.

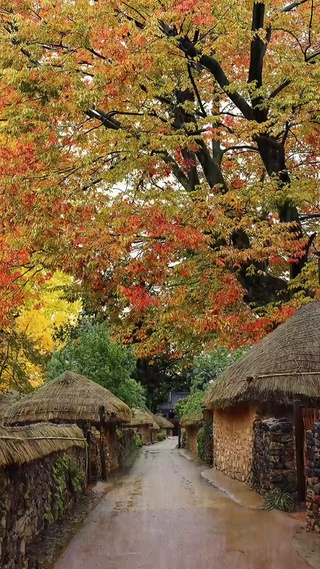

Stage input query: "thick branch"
[
  {"left": 158, "top": 21, "right": 254, "bottom": 121},
  {"left": 282, "top": 0, "right": 310, "bottom": 12},
  {"left": 195, "top": 139, "right": 227, "bottom": 191},
  {"left": 248, "top": 2, "right": 271, "bottom": 123}
]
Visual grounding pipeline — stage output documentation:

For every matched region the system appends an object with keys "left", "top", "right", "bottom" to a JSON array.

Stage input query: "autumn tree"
[
  {"left": 0, "top": 271, "right": 81, "bottom": 391},
  {"left": 1, "top": 1, "right": 320, "bottom": 357}
]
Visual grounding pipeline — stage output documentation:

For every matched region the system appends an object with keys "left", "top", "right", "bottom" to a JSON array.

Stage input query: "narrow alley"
[{"left": 53, "top": 438, "right": 310, "bottom": 569}]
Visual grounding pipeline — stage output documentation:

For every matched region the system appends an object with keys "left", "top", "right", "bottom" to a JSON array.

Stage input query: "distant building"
[{"left": 158, "top": 391, "right": 189, "bottom": 435}]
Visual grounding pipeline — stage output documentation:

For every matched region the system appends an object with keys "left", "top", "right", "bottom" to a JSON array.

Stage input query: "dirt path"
[{"left": 54, "top": 438, "right": 310, "bottom": 569}]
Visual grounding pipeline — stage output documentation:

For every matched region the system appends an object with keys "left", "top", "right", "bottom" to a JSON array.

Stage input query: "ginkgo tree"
[
  {"left": 1, "top": 0, "right": 320, "bottom": 357},
  {"left": 0, "top": 271, "right": 81, "bottom": 391}
]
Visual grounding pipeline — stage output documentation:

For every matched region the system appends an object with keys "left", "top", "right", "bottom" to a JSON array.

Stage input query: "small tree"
[
  {"left": 47, "top": 323, "right": 145, "bottom": 408},
  {"left": 190, "top": 346, "right": 248, "bottom": 392}
]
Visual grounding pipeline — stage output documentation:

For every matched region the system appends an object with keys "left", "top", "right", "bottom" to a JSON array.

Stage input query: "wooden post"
[
  {"left": 178, "top": 423, "right": 181, "bottom": 448},
  {"left": 99, "top": 405, "right": 107, "bottom": 481},
  {"left": 86, "top": 428, "right": 91, "bottom": 486},
  {"left": 294, "top": 400, "right": 306, "bottom": 503}
]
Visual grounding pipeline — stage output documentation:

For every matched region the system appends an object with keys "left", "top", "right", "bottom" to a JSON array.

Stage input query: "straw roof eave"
[
  {"left": 180, "top": 410, "right": 203, "bottom": 428},
  {"left": 205, "top": 302, "right": 320, "bottom": 410},
  {"left": 129, "top": 408, "right": 160, "bottom": 429},
  {"left": 4, "top": 371, "right": 132, "bottom": 426},
  {"left": 151, "top": 413, "right": 174, "bottom": 429},
  {"left": 0, "top": 423, "right": 86, "bottom": 467}
]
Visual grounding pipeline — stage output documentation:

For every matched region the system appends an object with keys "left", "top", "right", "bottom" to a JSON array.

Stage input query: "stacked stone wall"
[
  {"left": 103, "top": 425, "right": 119, "bottom": 472},
  {"left": 252, "top": 418, "right": 297, "bottom": 497},
  {"left": 213, "top": 404, "right": 257, "bottom": 483},
  {"left": 0, "top": 447, "right": 86, "bottom": 569},
  {"left": 136, "top": 425, "right": 151, "bottom": 445},
  {"left": 117, "top": 428, "right": 138, "bottom": 471},
  {"left": 306, "top": 421, "right": 320, "bottom": 533}
]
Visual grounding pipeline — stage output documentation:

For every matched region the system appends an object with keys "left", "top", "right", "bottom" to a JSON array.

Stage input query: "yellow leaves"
[{"left": 2, "top": 271, "right": 82, "bottom": 388}]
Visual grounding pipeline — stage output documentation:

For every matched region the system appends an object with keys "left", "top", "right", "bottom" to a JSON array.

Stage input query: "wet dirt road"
[{"left": 54, "top": 438, "right": 309, "bottom": 569}]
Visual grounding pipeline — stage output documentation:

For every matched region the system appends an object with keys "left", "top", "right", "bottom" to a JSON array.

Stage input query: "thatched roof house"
[
  {"left": 153, "top": 414, "right": 174, "bottom": 430},
  {"left": 180, "top": 410, "right": 203, "bottom": 428},
  {"left": 205, "top": 302, "right": 320, "bottom": 410},
  {"left": 4, "top": 371, "right": 131, "bottom": 426},
  {"left": 205, "top": 301, "right": 320, "bottom": 496},
  {"left": 130, "top": 408, "right": 159, "bottom": 429},
  {"left": 129, "top": 408, "right": 160, "bottom": 445},
  {"left": 0, "top": 391, "right": 21, "bottom": 422},
  {"left": 0, "top": 423, "right": 85, "bottom": 467}
]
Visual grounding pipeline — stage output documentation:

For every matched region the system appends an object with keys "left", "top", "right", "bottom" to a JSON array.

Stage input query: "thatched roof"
[
  {"left": 153, "top": 414, "right": 174, "bottom": 429},
  {"left": 180, "top": 410, "right": 203, "bottom": 428},
  {"left": 0, "top": 423, "right": 85, "bottom": 467},
  {"left": 205, "top": 302, "right": 320, "bottom": 409},
  {"left": 130, "top": 408, "right": 160, "bottom": 429},
  {"left": 0, "top": 391, "right": 22, "bottom": 421},
  {"left": 4, "top": 371, "right": 131, "bottom": 426}
]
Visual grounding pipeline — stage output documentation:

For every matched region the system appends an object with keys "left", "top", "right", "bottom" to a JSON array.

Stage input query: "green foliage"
[
  {"left": 157, "top": 432, "right": 166, "bottom": 442},
  {"left": 174, "top": 391, "right": 205, "bottom": 420},
  {"left": 197, "top": 421, "right": 213, "bottom": 465},
  {"left": 51, "top": 453, "right": 85, "bottom": 521},
  {"left": 264, "top": 489, "right": 294, "bottom": 512},
  {"left": 133, "top": 433, "right": 143, "bottom": 448},
  {"left": 190, "top": 346, "right": 248, "bottom": 392},
  {"left": 47, "top": 322, "right": 146, "bottom": 407},
  {"left": 135, "top": 355, "right": 190, "bottom": 412}
]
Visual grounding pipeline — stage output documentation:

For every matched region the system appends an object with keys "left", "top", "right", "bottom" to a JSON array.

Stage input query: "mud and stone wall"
[
  {"left": 117, "top": 428, "right": 139, "bottom": 471},
  {"left": 213, "top": 404, "right": 258, "bottom": 483},
  {"left": 252, "top": 418, "right": 297, "bottom": 497},
  {"left": 306, "top": 421, "right": 320, "bottom": 533},
  {"left": 185, "top": 426, "right": 199, "bottom": 454},
  {"left": 0, "top": 447, "right": 86, "bottom": 569},
  {"left": 103, "top": 425, "right": 119, "bottom": 472},
  {"left": 136, "top": 425, "right": 151, "bottom": 445}
]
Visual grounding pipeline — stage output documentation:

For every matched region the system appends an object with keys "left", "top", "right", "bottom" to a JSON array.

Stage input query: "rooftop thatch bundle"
[
  {"left": 0, "top": 423, "right": 85, "bottom": 467},
  {"left": 0, "top": 391, "right": 22, "bottom": 421},
  {"left": 153, "top": 414, "right": 174, "bottom": 429},
  {"left": 205, "top": 302, "right": 320, "bottom": 410},
  {"left": 130, "top": 408, "right": 160, "bottom": 429},
  {"left": 4, "top": 371, "right": 131, "bottom": 426},
  {"left": 180, "top": 410, "right": 203, "bottom": 428}
]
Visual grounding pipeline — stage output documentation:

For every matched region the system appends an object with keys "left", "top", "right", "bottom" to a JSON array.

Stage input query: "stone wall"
[
  {"left": 306, "top": 421, "right": 320, "bottom": 533},
  {"left": 185, "top": 426, "right": 199, "bottom": 454},
  {"left": 103, "top": 425, "right": 119, "bottom": 472},
  {"left": 213, "top": 404, "right": 258, "bottom": 483},
  {"left": 117, "top": 428, "right": 138, "bottom": 471},
  {"left": 0, "top": 447, "right": 86, "bottom": 569},
  {"left": 252, "top": 418, "right": 297, "bottom": 497},
  {"left": 136, "top": 425, "right": 151, "bottom": 445}
]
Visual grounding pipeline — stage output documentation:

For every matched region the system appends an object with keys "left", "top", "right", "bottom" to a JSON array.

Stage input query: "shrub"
[
  {"left": 264, "top": 489, "right": 294, "bottom": 512},
  {"left": 197, "top": 420, "right": 213, "bottom": 465},
  {"left": 157, "top": 432, "right": 166, "bottom": 442},
  {"left": 133, "top": 433, "right": 143, "bottom": 448}
]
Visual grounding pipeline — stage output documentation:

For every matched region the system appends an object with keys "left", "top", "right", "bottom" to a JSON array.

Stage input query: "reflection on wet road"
[{"left": 54, "top": 438, "right": 309, "bottom": 569}]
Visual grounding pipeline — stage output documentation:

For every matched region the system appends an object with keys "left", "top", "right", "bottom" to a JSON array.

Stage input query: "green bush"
[
  {"left": 47, "top": 322, "right": 146, "bottom": 407},
  {"left": 264, "top": 489, "right": 294, "bottom": 512},
  {"left": 133, "top": 433, "right": 143, "bottom": 448},
  {"left": 174, "top": 391, "right": 205, "bottom": 420},
  {"left": 197, "top": 420, "right": 213, "bottom": 464},
  {"left": 157, "top": 432, "right": 166, "bottom": 442}
]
